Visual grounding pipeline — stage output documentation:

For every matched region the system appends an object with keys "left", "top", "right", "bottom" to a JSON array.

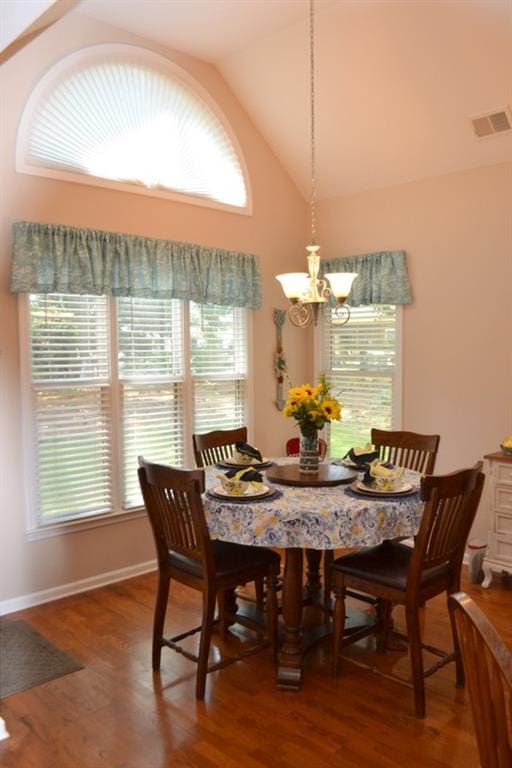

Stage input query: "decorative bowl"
[
  {"left": 217, "top": 474, "right": 249, "bottom": 495},
  {"left": 371, "top": 476, "right": 405, "bottom": 492},
  {"left": 364, "top": 459, "right": 405, "bottom": 491},
  {"left": 501, "top": 444, "right": 512, "bottom": 456}
]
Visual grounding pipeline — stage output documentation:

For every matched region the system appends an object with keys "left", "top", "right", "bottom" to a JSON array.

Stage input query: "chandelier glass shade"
[
  {"left": 275, "top": 0, "right": 357, "bottom": 328},
  {"left": 276, "top": 246, "right": 357, "bottom": 327}
]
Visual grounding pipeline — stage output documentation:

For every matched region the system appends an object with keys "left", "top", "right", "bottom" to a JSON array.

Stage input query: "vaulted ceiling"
[{"left": 4, "top": 0, "right": 512, "bottom": 200}]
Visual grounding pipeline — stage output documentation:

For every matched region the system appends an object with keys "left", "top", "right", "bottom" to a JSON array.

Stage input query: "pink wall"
[
  {"left": 317, "top": 162, "right": 512, "bottom": 536},
  {"left": 0, "top": 13, "right": 308, "bottom": 606}
]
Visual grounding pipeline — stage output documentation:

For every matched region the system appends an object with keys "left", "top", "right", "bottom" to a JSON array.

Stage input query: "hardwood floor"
[{"left": 1, "top": 566, "right": 511, "bottom": 768}]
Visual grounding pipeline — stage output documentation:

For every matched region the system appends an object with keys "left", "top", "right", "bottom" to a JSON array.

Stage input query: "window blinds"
[
  {"left": 29, "top": 295, "right": 112, "bottom": 521},
  {"left": 323, "top": 305, "right": 397, "bottom": 457},
  {"left": 27, "top": 60, "right": 247, "bottom": 208},
  {"left": 118, "top": 298, "right": 185, "bottom": 507},
  {"left": 26, "top": 294, "right": 249, "bottom": 525},
  {"left": 121, "top": 384, "right": 184, "bottom": 507},
  {"left": 190, "top": 303, "right": 247, "bottom": 433}
]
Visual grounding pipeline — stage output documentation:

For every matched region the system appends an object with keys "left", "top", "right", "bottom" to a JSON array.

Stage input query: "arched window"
[{"left": 17, "top": 44, "right": 250, "bottom": 211}]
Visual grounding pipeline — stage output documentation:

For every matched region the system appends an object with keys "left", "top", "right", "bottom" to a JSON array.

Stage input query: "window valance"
[
  {"left": 10, "top": 221, "right": 262, "bottom": 309},
  {"left": 320, "top": 250, "right": 412, "bottom": 306}
]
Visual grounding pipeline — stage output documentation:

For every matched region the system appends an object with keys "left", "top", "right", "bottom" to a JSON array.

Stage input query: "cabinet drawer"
[
  {"left": 495, "top": 512, "right": 512, "bottom": 535},
  {"left": 490, "top": 535, "right": 512, "bottom": 565},
  {"left": 495, "top": 486, "right": 512, "bottom": 513},
  {"left": 496, "top": 462, "right": 512, "bottom": 485}
]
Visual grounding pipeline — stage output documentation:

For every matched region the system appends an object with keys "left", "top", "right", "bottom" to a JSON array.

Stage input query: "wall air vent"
[{"left": 471, "top": 106, "right": 512, "bottom": 139}]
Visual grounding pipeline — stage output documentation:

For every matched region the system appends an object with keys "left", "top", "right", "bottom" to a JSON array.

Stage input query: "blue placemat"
[
  {"left": 206, "top": 488, "right": 283, "bottom": 504},
  {"left": 215, "top": 461, "right": 275, "bottom": 471},
  {"left": 344, "top": 486, "right": 420, "bottom": 502}
]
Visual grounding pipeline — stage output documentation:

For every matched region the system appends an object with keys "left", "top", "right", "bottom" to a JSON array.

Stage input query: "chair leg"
[
  {"left": 196, "top": 587, "right": 217, "bottom": 700},
  {"left": 332, "top": 574, "right": 346, "bottom": 676},
  {"left": 447, "top": 591, "right": 465, "bottom": 688},
  {"left": 323, "top": 550, "right": 334, "bottom": 601},
  {"left": 152, "top": 573, "right": 170, "bottom": 671},
  {"left": 405, "top": 606, "right": 426, "bottom": 718}
]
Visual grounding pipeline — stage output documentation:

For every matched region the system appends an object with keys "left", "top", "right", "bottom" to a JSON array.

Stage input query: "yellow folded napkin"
[{"left": 217, "top": 468, "right": 263, "bottom": 495}]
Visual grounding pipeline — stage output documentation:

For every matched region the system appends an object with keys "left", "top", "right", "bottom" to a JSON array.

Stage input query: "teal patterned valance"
[
  {"left": 10, "top": 221, "right": 262, "bottom": 309},
  {"left": 320, "top": 250, "right": 412, "bottom": 306}
]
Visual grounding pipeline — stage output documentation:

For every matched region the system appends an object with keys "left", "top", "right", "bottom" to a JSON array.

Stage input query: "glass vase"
[{"left": 299, "top": 429, "right": 319, "bottom": 474}]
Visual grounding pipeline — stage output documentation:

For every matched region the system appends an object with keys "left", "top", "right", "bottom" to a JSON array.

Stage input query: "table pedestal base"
[{"left": 277, "top": 548, "right": 376, "bottom": 691}]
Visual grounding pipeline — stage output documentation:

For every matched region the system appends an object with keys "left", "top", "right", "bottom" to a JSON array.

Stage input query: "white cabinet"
[{"left": 482, "top": 452, "right": 512, "bottom": 588}]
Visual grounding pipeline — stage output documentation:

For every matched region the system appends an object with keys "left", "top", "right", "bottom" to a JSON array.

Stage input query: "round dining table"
[{"left": 203, "top": 459, "right": 423, "bottom": 690}]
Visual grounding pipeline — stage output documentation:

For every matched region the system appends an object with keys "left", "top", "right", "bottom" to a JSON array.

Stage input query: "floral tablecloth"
[{"left": 203, "top": 462, "right": 423, "bottom": 550}]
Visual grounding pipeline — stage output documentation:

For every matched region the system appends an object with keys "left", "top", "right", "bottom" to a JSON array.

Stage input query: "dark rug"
[{"left": 0, "top": 620, "right": 83, "bottom": 698}]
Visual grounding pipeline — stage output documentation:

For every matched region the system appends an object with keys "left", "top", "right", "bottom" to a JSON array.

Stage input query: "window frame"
[
  {"left": 314, "top": 305, "right": 403, "bottom": 452},
  {"left": 16, "top": 43, "right": 253, "bottom": 215},
  {"left": 18, "top": 294, "right": 254, "bottom": 540}
]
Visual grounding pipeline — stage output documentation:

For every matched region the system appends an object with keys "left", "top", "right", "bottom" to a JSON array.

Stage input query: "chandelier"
[{"left": 275, "top": 0, "right": 357, "bottom": 328}]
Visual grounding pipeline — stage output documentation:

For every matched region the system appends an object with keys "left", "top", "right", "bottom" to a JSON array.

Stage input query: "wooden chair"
[
  {"left": 371, "top": 429, "right": 440, "bottom": 475},
  {"left": 138, "top": 457, "right": 280, "bottom": 700},
  {"left": 193, "top": 427, "right": 248, "bottom": 468},
  {"left": 449, "top": 592, "right": 512, "bottom": 768},
  {"left": 332, "top": 463, "right": 485, "bottom": 717},
  {"left": 285, "top": 436, "right": 327, "bottom": 460},
  {"left": 324, "top": 430, "right": 441, "bottom": 601},
  {"left": 192, "top": 426, "right": 267, "bottom": 607}
]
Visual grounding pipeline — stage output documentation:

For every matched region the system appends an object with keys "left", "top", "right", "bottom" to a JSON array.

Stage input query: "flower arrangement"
[{"left": 283, "top": 374, "right": 341, "bottom": 436}]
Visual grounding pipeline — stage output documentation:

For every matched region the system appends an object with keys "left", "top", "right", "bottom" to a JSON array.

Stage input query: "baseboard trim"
[{"left": 0, "top": 559, "right": 157, "bottom": 616}]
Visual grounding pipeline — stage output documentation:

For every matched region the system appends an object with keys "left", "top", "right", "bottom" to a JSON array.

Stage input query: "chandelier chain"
[
  {"left": 274, "top": 0, "right": 356, "bottom": 329},
  {"left": 310, "top": 0, "right": 316, "bottom": 245}
]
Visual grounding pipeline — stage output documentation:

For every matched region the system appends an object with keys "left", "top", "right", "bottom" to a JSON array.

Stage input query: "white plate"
[
  {"left": 212, "top": 484, "right": 270, "bottom": 499},
  {"left": 355, "top": 480, "right": 413, "bottom": 495},
  {"left": 223, "top": 456, "right": 268, "bottom": 467}
]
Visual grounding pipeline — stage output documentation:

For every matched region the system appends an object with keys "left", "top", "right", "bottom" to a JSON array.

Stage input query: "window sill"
[{"left": 26, "top": 506, "right": 147, "bottom": 542}]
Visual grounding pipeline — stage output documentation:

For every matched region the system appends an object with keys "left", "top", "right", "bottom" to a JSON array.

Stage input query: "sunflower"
[
  {"left": 287, "top": 386, "right": 306, "bottom": 401},
  {"left": 283, "top": 399, "right": 299, "bottom": 417},
  {"left": 320, "top": 398, "right": 341, "bottom": 421},
  {"left": 298, "top": 383, "right": 321, "bottom": 400}
]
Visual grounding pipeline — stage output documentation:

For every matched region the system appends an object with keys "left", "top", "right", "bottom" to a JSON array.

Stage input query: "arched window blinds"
[{"left": 17, "top": 45, "right": 249, "bottom": 210}]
